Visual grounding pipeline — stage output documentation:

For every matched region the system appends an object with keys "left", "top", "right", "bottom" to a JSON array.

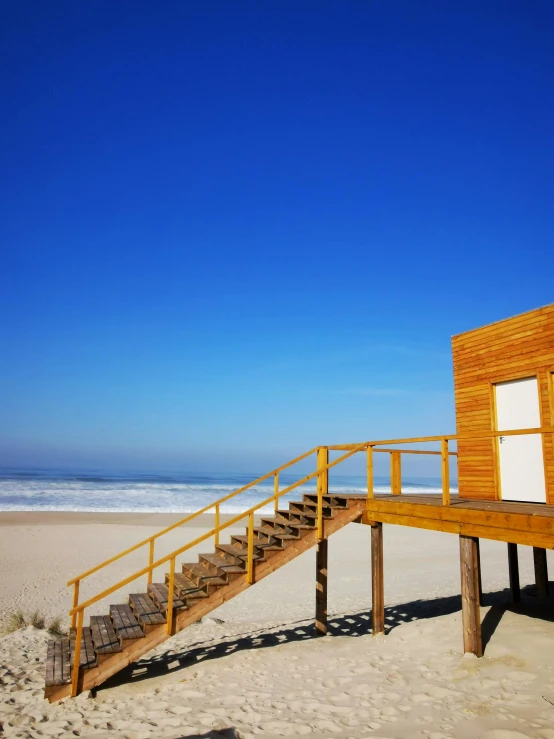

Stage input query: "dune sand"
[{"left": 1, "top": 512, "right": 554, "bottom": 738}]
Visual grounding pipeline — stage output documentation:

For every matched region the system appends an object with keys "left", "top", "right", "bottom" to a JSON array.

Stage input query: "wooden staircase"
[{"left": 45, "top": 492, "right": 365, "bottom": 701}]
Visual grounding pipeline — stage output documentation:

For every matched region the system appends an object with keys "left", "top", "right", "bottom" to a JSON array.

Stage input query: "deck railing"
[{"left": 66, "top": 425, "right": 554, "bottom": 695}]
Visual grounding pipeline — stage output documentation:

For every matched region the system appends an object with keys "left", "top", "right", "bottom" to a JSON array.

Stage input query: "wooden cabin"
[{"left": 453, "top": 304, "right": 554, "bottom": 505}]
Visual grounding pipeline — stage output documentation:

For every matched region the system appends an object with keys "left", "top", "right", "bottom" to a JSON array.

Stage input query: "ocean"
[{"left": 0, "top": 468, "right": 456, "bottom": 514}]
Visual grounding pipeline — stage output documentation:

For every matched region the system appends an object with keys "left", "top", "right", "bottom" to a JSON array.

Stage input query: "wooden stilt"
[
  {"left": 533, "top": 547, "right": 549, "bottom": 600},
  {"left": 459, "top": 535, "right": 482, "bottom": 656},
  {"left": 507, "top": 543, "right": 520, "bottom": 603},
  {"left": 371, "top": 523, "right": 384, "bottom": 636},
  {"left": 315, "top": 538, "right": 328, "bottom": 635}
]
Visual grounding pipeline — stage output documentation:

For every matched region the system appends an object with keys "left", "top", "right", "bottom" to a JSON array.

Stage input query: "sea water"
[{"left": 0, "top": 468, "right": 456, "bottom": 514}]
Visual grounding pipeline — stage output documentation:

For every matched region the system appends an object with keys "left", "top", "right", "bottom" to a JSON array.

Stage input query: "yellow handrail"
[
  {"left": 69, "top": 442, "right": 367, "bottom": 616},
  {"left": 67, "top": 446, "right": 318, "bottom": 586}
]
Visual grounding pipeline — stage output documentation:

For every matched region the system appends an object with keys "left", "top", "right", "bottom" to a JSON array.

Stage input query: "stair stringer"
[{"left": 46, "top": 498, "right": 366, "bottom": 702}]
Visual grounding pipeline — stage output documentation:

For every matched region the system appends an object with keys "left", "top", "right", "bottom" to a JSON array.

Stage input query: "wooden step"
[
  {"left": 90, "top": 615, "right": 122, "bottom": 661},
  {"left": 173, "top": 571, "right": 212, "bottom": 596},
  {"left": 199, "top": 552, "right": 245, "bottom": 576},
  {"left": 254, "top": 526, "right": 299, "bottom": 542},
  {"left": 263, "top": 516, "right": 316, "bottom": 531},
  {"left": 129, "top": 593, "right": 166, "bottom": 631},
  {"left": 231, "top": 534, "right": 283, "bottom": 551},
  {"left": 148, "top": 582, "right": 186, "bottom": 613},
  {"left": 109, "top": 604, "right": 144, "bottom": 642},
  {"left": 303, "top": 493, "right": 347, "bottom": 507},
  {"left": 289, "top": 501, "right": 333, "bottom": 518},
  {"left": 217, "top": 543, "right": 264, "bottom": 563},
  {"left": 180, "top": 563, "right": 225, "bottom": 589},
  {"left": 69, "top": 626, "right": 97, "bottom": 669},
  {"left": 45, "top": 639, "right": 71, "bottom": 687}
]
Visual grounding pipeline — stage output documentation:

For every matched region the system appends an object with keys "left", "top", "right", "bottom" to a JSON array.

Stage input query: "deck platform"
[{"left": 351, "top": 494, "right": 554, "bottom": 549}]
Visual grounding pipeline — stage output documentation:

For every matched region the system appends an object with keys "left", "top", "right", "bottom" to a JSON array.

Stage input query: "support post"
[
  {"left": 166, "top": 558, "right": 175, "bottom": 635},
  {"left": 476, "top": 538, "right": 483, "bottom": 606},
  {"left": 317, "top": 447, "right": 328, "bottom": 540},
  {"left": 366, "top": 445, "right": 374, "bottom": 500},
  {"left": 315, "top": 538, "right": 328, "bottom": 635},
  {"left": 441, "top": 438, "right": 450, "bottom": 506},
  {"left": 507, "top": 543, "right": 520, "bottom": 603},
  {"left": 390, "top": 451, "right": 401, "bottom": 495},
  {"left": 148, "top": 540, "right": 154, "bottom": 584},
  {"left": 459, "top": 535, "right": 482, "bottom": 656},
  {"left": 371, "top": 523, "right": 384, "bottom": 635},
  {"left": 214, "top": 505, "right": 220, "bottom": 547},
  {"left": 533, "top": 547, "right": 549, "bottom": 600},
  {"left": 246, "top": 512, "right": 254, "bottom": 584},
  {"left": 71, "top": 581, "right": 80, "bottom": 630},
  {"left": 70, "top": 609, "right": 83, "bottom": 697}
]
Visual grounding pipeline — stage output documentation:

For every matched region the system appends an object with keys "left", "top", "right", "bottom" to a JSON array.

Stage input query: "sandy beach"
[{"left": 1, "top": 512, "right": 554, "bottom": 738}]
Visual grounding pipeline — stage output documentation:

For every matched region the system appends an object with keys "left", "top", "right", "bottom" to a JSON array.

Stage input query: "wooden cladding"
[{"left": 452, "top": 304, "right": 554, "bottom": 503}]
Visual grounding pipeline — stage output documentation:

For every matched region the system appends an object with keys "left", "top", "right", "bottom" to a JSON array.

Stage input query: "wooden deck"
[{"left": 358, "top": 493, "right": 554, "bottom": 549}]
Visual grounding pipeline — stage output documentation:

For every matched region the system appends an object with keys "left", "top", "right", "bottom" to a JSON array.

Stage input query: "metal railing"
[{"left": 66, "top": 425, "right": 554, "bottom": 695}]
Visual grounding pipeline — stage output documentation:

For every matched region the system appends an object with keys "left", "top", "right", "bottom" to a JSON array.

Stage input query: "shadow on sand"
[{"left": 98, "top": 582, "right": 554, "bottom": 694}]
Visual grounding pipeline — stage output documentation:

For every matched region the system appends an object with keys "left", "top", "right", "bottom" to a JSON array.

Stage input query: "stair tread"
[
  {"left": 169, "top": 572, "right": 210, "bottom": 598},
  {"left": 90, "top": 615, "right": 122, "bottom": 655},
  {"left": 232, "top": 535, "right": 282, "bottom": 550},
  {"left": 182, "top": 563, "right": 227, "bottom": 583},
  {"left": 199, "top": 552, "right": 245, "bottom": 573},
  {"left": 109, "top": 604, "right": 144, "bottom": 641},
  {"left": 69, "top": 626, "right": 97, "bottom": 669},
  {"left": 267, "top": 518, "right": 316, "bottom": 529},
  {"left": 45, "top": 638, "right": 71, "bottom": 686},
  {"left": 129, "top": 593, "right": 166, "bottom": 626},
  {"left": 148, "top": 582, "right": 186, "bottom": 612},
  {"left": 255, "top": 527, "right": 299, "bottom": 540},
  {"left": 174, "top": 571, "right": 211, "bottom": 592},
  {"left": 217, "top": 543, "right": 264, "bottom": 561}
]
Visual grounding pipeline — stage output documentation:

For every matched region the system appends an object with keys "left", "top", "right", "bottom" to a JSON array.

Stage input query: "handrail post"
[
  {"left": 70, "top": 609, "right": 83, "bottom": 697},
  {"left": 317, "top": 447, "right": 328, "bottom": 540},
  {"left": 246, "top": 512, "right": 254, "bottom": 584},
  {"left": 148, "top": 540, "right": 154, "bottom": 585},
  {"left": 71, "top": 580, "right": 80, "bottom": 630},
  {"left": 215, "top": 504, "right": 220, "bottom": 547},
  {"left": 366, "top": 445, "right": 374, "bottom": 501},
  {"left": 441, "top": 438, "right": 450, "bottom": 505},
  {"left": 274, "top": 472, "right": 279, "bottom": 512},
  {"left": 166, "top": 558, "right": 175, "bottom": 635},
  {"left": 390, "top": 451, "right": 401, "bottom": 495}
]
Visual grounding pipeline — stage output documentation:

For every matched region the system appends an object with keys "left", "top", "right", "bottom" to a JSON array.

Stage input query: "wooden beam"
[
  {"left": 315, "top": 538, "right": 328, "bottom": 635},
  {"left": 533, "top": 547, "right": 549, "bottom": 600},
  {"left": 371, "top": 523, "right": 384, "bottom": 636},
  {"left": 459, "top": 535, "right": 482, "bottom": 656},
  {"left": 507, "top": 543, "right": 520, "bottom": 603}
]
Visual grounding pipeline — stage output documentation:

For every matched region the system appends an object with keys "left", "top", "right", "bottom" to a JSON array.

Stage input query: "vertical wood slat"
[
  {"left": 317, "top": 447, "right": 329, "bottom": 539},
  {"left": 274, "top": 472, "right": 279, "bottom": 512},
  {"left": 166, "top": 558, "right": 175, "bottom": 635},
  {"left": 390, "top": 451, "right": 402, "bottom": 495},
  {"left": 315, "top": 538, "right": 328, "bottom": 635},
  {"left": 459, "top": 535, "right": 482, "bottom": 656},
  {"left": 246, "top": 512, "right": 254, "bottom": 584},
  {"left": 371, "top": 523, "right": 384, "bottom": 635},
  {"left": 533, "top": 547, "right": 549, "bottom": 599},
  {"left": 507, "top": 543, "right": 520, "bottom": 602},
  {"left": 441, "top": 439, "right": 450, "bottom": 505},
  {"left": 366, "top": 445, "right": 374, "bottom": 500}
]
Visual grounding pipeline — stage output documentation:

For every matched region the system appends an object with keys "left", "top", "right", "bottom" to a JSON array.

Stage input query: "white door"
[{"left": 495, "top": 377, "right": 546, "bottom": 503}]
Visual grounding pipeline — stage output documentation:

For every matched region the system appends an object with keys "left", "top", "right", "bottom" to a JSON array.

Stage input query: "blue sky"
[{"left": 1, "top": 1, "right": 553, "bottom": 475}]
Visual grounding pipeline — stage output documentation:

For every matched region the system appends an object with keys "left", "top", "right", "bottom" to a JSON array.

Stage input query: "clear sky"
[{"left": 1, "top": 1, "right": 553, "bottom": 475}]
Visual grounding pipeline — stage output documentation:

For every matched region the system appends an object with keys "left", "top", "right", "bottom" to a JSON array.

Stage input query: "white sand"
[{"left": 1, "top": 512, "right": 554, "bottom": 738}]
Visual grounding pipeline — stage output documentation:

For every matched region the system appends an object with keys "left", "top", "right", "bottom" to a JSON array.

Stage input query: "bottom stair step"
[
  {"left": 69, "top": 627, "right": 97, "bottom": 669},
  {"left": 129, "top": 593, "right": 166, "bottom": 628},
  {"left": 109, "top": 604, "right": 144, "bottom": 641},
  {"left": 45, "top": 638, "right": 71, "bottom": 687},
  {"left": 90, "top": 615, "right": 122, "bottom": 657},
  {"left": 148, "top": 582, "right": 186, "bottom": 613}
]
